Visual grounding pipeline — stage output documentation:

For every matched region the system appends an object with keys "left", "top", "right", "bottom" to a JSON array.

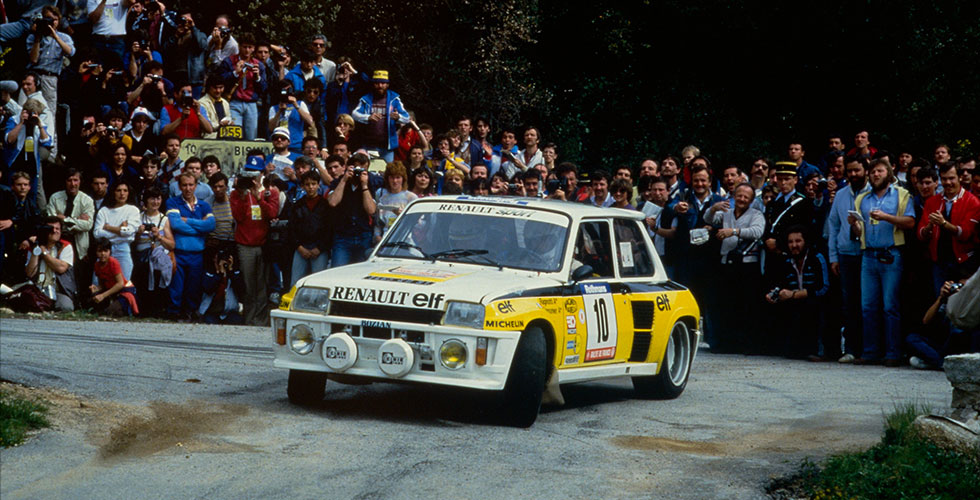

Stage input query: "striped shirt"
[{"left": 210, "top": 200, "right": 234, "bottom": 241}]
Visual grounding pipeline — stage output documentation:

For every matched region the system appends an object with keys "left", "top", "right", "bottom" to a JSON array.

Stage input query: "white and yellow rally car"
[{"left": 272, "top": 196, "right": 701, "bottom": 426}]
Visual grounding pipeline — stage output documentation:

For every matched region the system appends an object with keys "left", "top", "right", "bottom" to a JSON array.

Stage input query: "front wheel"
[
  {"left": 287, "top": 369, "right": 327, "bottom": 406},
  {"left": 633, "top": 320, "right": 693, "bottom": 399},
  {"left": 501, "top": 326, "right": 547, "bottom": 427}
]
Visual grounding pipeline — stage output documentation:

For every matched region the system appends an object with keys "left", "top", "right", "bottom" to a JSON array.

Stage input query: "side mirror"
[{"left": 571, "top": 265, "right": 594, "bottom": 284}]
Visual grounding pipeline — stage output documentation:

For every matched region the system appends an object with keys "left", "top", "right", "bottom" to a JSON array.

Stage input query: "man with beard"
[
  {"left": 826, "top": 156, "right": 870, "bottom": 363},
  {"left": 851, "top": 157, "right": 915, "bottom": 366},
  {"left": 351, "top": 70, "right": 410, "bottom": 162},
  {"left": 764, "top": 226, "right": 829, "bottom": 358}
]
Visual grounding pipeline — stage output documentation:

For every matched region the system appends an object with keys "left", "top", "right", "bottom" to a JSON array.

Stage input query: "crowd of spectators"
[{"left": 0, "top": 3, "right": 977, "bottom": 368}]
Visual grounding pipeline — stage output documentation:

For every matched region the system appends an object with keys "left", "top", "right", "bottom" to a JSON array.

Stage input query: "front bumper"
[{"left": 271, "top": 309, "right": 521, "bottom": 391}]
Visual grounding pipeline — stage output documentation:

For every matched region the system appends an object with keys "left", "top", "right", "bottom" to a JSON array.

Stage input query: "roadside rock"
[
  {"left": 913, "top": 416, "right": 979, "bottom": 457},
  {"left": 944, "top": 353, "right": 980, "bottom": 433}
]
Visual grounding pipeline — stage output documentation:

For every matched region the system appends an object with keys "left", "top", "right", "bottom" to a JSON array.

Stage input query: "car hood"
[{"left": 295, "top": 259, "right": 565, "bottom": 309}]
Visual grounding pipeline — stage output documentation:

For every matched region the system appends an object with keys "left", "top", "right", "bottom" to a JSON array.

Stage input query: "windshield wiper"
[
  {"left": 429, "top": 249, "right": 503, "bottom": 270},
  {"left": 379, "top": 241, "right": 430, "bottom": 259}
]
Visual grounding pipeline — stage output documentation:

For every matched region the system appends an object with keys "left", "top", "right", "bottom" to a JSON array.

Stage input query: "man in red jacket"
[
  {"left": 230, "top": 172, "right": 279, "bottom": 326},
  {"left": 917, "top": 163, "right": 980, "bottom": 296}
]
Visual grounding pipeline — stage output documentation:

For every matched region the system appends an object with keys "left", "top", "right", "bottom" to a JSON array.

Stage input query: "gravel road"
[{"left": 0, "top": 318, "right": 952, "bottom": 499}]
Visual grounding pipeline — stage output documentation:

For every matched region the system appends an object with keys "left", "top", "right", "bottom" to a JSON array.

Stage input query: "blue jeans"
[
  {"left": 860, "top": 249, "right": 903, "bottom": 360},
  {"left": 291, "top": 248, "right": 329, "bottom": 287},
  {"left": 331, "top": 233, "right": 373, "bottom": 268},
  {"left": 838, "top": 254, "right": 863, "bottom": 356},
  {"left": 229, "top": 100, "right": 258, "bottom": 141},
  {"left": 112, "top": 242, "right": 133, "bottom": 281},
  {"left": 92, "top": 36, "right": 126, "bottom": 68}
]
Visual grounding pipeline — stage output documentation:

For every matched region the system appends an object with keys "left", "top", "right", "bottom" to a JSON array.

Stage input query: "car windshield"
[{"left": 375, "top": 201, "right": 570, "bottom": 272}]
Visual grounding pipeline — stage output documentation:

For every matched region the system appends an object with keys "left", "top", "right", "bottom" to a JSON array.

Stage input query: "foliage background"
[{"left": 119, "top": 1, "right": 980, "bottom": 172}]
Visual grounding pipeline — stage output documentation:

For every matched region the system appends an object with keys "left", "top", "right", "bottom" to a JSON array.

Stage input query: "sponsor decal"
[
  {"left": 539, "top": 298, "right": 559, "bottom": 306},
  {"left": 568, "top": 328, "right": 577, "bottom": 335},
  {"left": 581, "top": 283, "right": 611, "bottom": 295},
  {"left": 389, "top": 267, "right": 461, "bottom": 280},
  {"left": 436, "top": 203, "right": 534, "bottom": 218},
  {"left": 565, "top": 315, "right": 576, "bottom": 330},
  {"left": 585, "top": 347, "right": 616, "bottom": 362},
  {"left": 564, "top": 298, "right": 578, "bottom": 313},
  {"left": 365, "top": 275, "right": 433, "bottom": 286},
  {"left": 331, "top": 287, "right": 446, "bottom": 309},
  {"left": 566, "top": 339, "right": 576, "bottom": 350},
  {"left": 484, "top": 319, "right": 525, "bottom": 329},
  {"left": 496, "top": 300, "right": 516, "bottom": 314},
  {"left": 381, "top": 352, "right": 405, "bottom": 366},
  {"left": 656, "top": 293, "right": 672, "bottom": 311},
  {"left": 454, "top": 196, "right": 530, "bottom": 206},
  {"left": 324, "top": 346, "right": 347, "bottom": 360},
  {"left": 564, "top": 354, "right": 580, "bottom": 365},
  {"left": 361, "top": 320, "right": 391, "bottom": 329},
  {"left": 619, "top": 242, "right": 634, "bottom": 268},
  {"left": 578, "top": 310, "right": 586, "bottom": 323},
  {"left": 544, "top": 307, "right": 561, "bottom": 314}
]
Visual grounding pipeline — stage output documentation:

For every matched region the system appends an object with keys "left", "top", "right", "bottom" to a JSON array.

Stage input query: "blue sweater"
[{"left": 165, "top": 197, "right": 215, "bottom": 253}]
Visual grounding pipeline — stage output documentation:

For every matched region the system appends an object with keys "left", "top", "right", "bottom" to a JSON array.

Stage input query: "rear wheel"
[
  {"left": 287, "top": 369, "right": 327, "bottom": 406},
  {"left": 501, "top": 326, "right": 547, "bottom": 427},
  {"left": 633, "top": 320, "right": 693, "bottom": 399}
]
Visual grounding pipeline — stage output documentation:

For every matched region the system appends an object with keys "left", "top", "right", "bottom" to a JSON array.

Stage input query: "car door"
[
  {"left": 563, "top": 219, "right": 626, "bottom": 366},
  {"left": 612, "top": 218, "right": 665, "bottom": 364}
]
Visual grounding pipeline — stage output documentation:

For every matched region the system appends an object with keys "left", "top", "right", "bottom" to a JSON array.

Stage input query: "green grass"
[
  {"left": 787, "top": 404, "right": 980, "bottom": 500},
  {"left": 0, "top": 391, "right": 51, "bottom": 447}
]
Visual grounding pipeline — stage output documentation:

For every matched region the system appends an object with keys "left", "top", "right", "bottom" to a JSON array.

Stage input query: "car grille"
[
  {"left": 329, "top": 301, "right": 445, "bottom": 325},
  {"left": 629, "top": 332, "right": 652, "bottom": 362},
  {"left": 631, "top": 301, "right": 654, "bottom": 330}
]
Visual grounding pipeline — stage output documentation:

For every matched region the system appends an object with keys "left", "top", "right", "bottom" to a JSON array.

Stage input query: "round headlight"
[
  {"left": 289, "top": 324, "right": 316, "bottom": 355},
  {"left": 439, "top": 339, "right": 467, "bottom": 370}
]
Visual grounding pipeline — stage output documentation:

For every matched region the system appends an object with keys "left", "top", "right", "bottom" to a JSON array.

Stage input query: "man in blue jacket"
[
  {"left": 165, "top": 171, "right": 215, "bottom": 320},
  {"left": 351, "top": 70, "right": 410, "bottom": 162}
]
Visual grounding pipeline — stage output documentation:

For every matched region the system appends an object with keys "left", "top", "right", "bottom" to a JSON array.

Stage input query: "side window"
[
  {"left": 574, "top": 221, "right": 615, "bottom": 278},
  {"left": 614, "top": 219, "right": 655, "bottom": 277}
]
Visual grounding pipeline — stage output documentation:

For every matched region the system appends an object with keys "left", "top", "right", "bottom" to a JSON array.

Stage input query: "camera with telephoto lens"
[
  {"left": 180, "top": 90, "right": 194, "bottom": 108},
  {"left": 768, "top": 287, "right": 781, "bottom": 302},
  {"left": 34, "top": 224, "right": 55, "bottom": 245},
  {"left": 26, "top": 113, "right": 41, "bottom": 127}
]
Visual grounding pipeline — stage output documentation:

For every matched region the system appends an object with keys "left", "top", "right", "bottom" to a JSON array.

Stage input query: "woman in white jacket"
[{"left": 94, "top": 182, "right": 140, "bottom": 280}]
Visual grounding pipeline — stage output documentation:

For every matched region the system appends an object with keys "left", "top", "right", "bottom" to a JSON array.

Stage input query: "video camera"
[{"left": 33, "top": 15, "right": 55, "bottom": 33}]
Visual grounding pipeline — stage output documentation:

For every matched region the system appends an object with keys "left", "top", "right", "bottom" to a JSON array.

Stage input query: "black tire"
[
  {"left": 633, "top": 320, "right": 693, "bottom": 399},
  {"left": 501, "top": 326, "right": 548, "bottom": 427},
  {"left": 287, "top": 369, "right": 327, "bottom": 406}
]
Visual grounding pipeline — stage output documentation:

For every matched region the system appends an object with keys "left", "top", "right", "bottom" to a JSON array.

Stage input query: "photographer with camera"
[
  {"left": 161, "top": 83, "right": 213, "bottom": 139},
  {"left": 267, "top": 82, "right": 312, "bottom": 153},
  {"left": 132, "top": 186, "right": 174, "bottom": 317},
  {"left": 206, "top": 15, "right": 238, "bottom": 69},
  {"left": 327, "top": 152, "right": 381, "bottom": 267},
  {"left": 218, "top": 32, "right": 265, "bottom": 141},
  {"left": 27, "top": 6, "right": 74, "bottom": 158},
  {"left": 87, "top": 107, "right": 132, "bottom": 159},
  {"left": 763, "top": 226, "right": 829, "bottom": 359},
  {"left": 25, "top": 216, "right": 76, "bottom": 311},
  {"left": 904, "top": 277, "right": 979, "bottom": 370},
  {"left": 161, "top": 9, "right": 207, "bottom": 98},
  {"left": 126, "top": 38, "right": 161, "bottom": 81},
  {"left": 198, "top": 248, "right": 245, "bottom": 325},
  {"left": 1, "top": 172, "right": 40, "bottom": 285},
  {"left": 3, "top": 99, "right": 51, "bottom": 207},
  {"left": 230, "top": 167, "right": 279, "bottom": 326},
  {"left": 324, "top": 56, "right": 368, "bottom": 130}
]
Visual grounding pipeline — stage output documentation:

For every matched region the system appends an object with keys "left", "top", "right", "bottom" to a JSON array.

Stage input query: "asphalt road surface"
[{"left": 0, "top": 318, "right": 952, "bottom": 500}]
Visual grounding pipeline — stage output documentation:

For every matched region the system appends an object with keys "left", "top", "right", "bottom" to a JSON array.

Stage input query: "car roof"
[{"left": 411, "top": 195, "right": 645, "bottom": 221}]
